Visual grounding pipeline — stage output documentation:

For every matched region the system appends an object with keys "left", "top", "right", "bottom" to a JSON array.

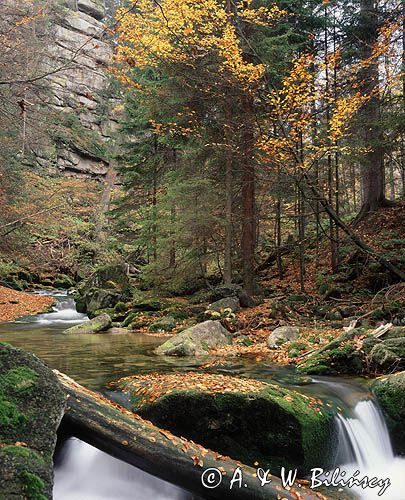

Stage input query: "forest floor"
[{"left": 0, "top": 285, "right": 54, "bottom": 322}]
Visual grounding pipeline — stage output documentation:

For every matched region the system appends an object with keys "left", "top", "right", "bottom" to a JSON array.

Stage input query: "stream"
[{"left": 0, "top": 291, "right": 404, "bottom": 499}]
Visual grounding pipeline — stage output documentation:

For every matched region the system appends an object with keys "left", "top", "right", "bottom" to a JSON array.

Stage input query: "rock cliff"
[{"left": 36, "top": 0, "right": 119, "bottom": 178}]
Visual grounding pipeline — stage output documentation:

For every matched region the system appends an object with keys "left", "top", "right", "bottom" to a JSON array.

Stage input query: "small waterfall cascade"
[
  {"left": 336, "top": 399, "right": 405, "bottom": 499},
  {"left": 30, "top": 294, "right": 87, "bottom": 325},
  {"left": 54, "top": 438, "right": 192, "bottom": 500}
]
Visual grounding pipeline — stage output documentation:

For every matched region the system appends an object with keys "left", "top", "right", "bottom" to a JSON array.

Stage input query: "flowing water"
[{"left": 1, "top": 291, "right": 404, "bottom": 499}]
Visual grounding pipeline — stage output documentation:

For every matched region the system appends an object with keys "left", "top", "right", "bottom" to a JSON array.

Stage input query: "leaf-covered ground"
[{"left": 0, "top": 286, "right": 54, "bottom": 322}]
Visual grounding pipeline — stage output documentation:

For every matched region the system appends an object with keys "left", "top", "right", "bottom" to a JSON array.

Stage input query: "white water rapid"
[
  {"left": 336, "top": 399, "right": 405, "bottom": 499},
  {"left": 54, "top": 438, "right": 192, "bottom": 500},
  {"left": 31, "top": 295, "right": 87, "bottom": 325}
]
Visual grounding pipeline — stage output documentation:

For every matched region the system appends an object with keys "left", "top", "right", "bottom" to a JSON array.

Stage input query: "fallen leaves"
[{"left": 0, "top": 285, "right": 54, "bottom": 322}]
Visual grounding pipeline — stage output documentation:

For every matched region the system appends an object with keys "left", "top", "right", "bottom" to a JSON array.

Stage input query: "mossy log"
[{"left": 55, "top": 371, "right": 324, "bottom": 500}]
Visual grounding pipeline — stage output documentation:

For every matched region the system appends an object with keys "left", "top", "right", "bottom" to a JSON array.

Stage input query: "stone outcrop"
[{"left": 36, "top": 0, "right": 119, "bottom": 178}]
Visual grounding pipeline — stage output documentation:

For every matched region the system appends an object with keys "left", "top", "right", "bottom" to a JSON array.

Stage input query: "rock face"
[
  {"left": 155, "top": 320, "right": 232, "bottom": 356},
  {"left": 114, "top": 372, "right": 336, "bottom": 474},
  {"left": 64, "top": 313, "right": 111, "bottom": 334},
  {"left": 208, "top": 297, "right": 240, "bottom": 313},
  {"left": 0, "top": 344, "right": 66, "bottom": 498},
  {"left": 267, "top": 326, "right": 300, "bottom": 349},
  {"left": 35, "top": 0, "right": 119, "bottom": 178},
  {"left": 371, "top": 372, "right": 405, "bottom": 454}
]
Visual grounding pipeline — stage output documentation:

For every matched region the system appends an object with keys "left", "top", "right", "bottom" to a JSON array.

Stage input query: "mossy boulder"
[
  {"left": 113, "top": 372, "right": 336, "bottom": 474},
  {"left": 148, "top": 316, "right": 176, "bottom": 333},
  {"left": 132, "top": 299, "right": 162, "bottom": 312},
  {"left": 297, "top": 330, "right": 365, "bottom": 375},
  {"left": 155, "top": 320, "right": 232, "bottom": 356},
  {"left": 0, "top": 344, "right": 66, "bottom": 499},
  {"left": 371, "top": 372, "right": 405, "bottom": 453},
  {"left": 75, "top": 265, "right": 131, "bottom": 317},
  {"left": 63, "top": 313, "right": 111, "bottom": 334}
]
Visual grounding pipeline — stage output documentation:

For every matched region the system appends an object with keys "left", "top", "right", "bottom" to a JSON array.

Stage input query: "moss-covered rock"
[
  {"left": 297, "top": 330, "right": 365, "bottom": 375},
  {"left": 63, "top": 313, "right": 111, "bottom": 334},
  {"left": 0, "top": 344, "right": 66, "bottom": 499},
  {"left": 148, "top": 316, "right": 176, "bottom": 333},
  {"left": 75, "top": 264, "right": 132, "bottom": 317},
  {"left": 113, "top": 372, "right": 336, "bottom": 474},
  {"left": 155, "top": 320, "right": 232, "bottom": 356},
  {"left": 371, "top": 372, "right": 405, "bottom": 454}
]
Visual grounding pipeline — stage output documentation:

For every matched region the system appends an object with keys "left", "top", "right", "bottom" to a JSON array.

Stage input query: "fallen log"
[{"left": 55, "top": 370, "right": 326, "bottom": 500}]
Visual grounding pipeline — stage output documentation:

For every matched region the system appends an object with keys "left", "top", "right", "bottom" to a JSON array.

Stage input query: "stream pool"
[{"left": 0, "top": 292, "right": 404, "bottom": 499}]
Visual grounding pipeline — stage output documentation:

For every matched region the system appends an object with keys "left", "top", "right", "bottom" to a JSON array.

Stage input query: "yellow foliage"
[{"left": 114, "top": 0, "right": 284, "bottom": 86}]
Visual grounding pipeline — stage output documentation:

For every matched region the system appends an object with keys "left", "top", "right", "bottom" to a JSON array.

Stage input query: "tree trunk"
[
  {"left": 55, "top": 371, "right": 318, "bottom": 500},
  {"left": 240, "top": 96, "right": 256, "bottom": 295},
  {"left": 356, "top": 0, "right": 388, "bottom": 219},
  {"left": 224, "top": 106, "right": 233, "bottom": 285}
]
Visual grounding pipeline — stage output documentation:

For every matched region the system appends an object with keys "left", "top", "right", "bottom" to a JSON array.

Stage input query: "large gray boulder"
[
  {"left": 155, "top": 320, "right": 232, "bottom": 356},
  {"left": 208, "top": 296, "right": 240, "bottom": 313},
  {"left": 64, "top": 313, "right": 111, "bottom": 334},
  {"left": 267, "top": 326, "right": 299, "bottom": 348},
  {"left": 0, "top": 344, "right": 66, "bottom": 498}
]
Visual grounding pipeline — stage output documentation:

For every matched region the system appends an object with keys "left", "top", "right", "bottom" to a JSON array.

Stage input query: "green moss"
[
  {"left": 1, "top": 367, "right": 38, "bottom": 394},
  {"left": 1, "top": 446, "right": 44, "bottom": 463},
  {"left": 371, "top": 373, "right": 405, "bottom": 454},
  {"left": 22, "top": 471, "right": 47, "bottom": 500},
  {"left": 0, "top": 395, "right": 27, "bottom": 428}
]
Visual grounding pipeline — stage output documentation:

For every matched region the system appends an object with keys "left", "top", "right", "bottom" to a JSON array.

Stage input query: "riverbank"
[{"left": 0, "top": 285, "right": 54, "bottom": 322}]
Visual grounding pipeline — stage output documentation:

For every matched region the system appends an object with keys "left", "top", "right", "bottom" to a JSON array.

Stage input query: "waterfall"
[
  {"left": 54, "top": 438, "right": 193, "bottom": 500},
  {"left": 30, "top": 295, "right": 87, "bottom": 325},
  {"left": 336, "top": 399, "right": 405, "bottom": 499}
]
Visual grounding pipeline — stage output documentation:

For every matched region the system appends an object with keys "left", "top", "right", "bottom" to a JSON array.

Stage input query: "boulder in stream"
[
  {"left": 0, "top": 343, "right": 66, "bottom": 499},
  {"left": 113, "top": 372, "right": 336, "bottom": 474},
  {"left": 154, "top": 320, "right": 231, "bottom": 356},
  {"left": 64, "top": 313, "right": 112, "bottom": 334},
  {"left": 371, "top": 371, "right": 405, "bottom": 454}
]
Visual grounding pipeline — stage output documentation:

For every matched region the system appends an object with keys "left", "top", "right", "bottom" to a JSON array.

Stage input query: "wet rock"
[
  {"left": 148, "top": 316, "right": 176, "bottom": 333},
  {"left": 0, "top": 344, "right": 66, "bottom": 498},
  {"left": 64, "top": 313, "right": 111, "bottom": 334},
  {"left": 371, "top": 372, "right": 405, "bottom": 453},
  {"left": 207, "top": 296, "right": 240, "bottom": 313},
  {"left": 267, "top": 326, "right": 299, "bottom": 349},
  {"left": 155, "top": 320, "right": 232, "bottom": 356},
  {"left": 114, "top": 372, "right": 336, "bottom": 474}
]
